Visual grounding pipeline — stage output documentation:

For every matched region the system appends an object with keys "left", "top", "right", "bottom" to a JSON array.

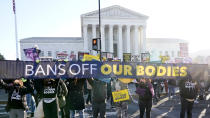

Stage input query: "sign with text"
[
  {"left": 0, "top": 60, "right": 208, "bottom": 80},
  {"left": 112, "top": 89, "right": 130, "bottom": 102},
  {"left": 123, "top": 53, "right": 131, "bottom": 62}
]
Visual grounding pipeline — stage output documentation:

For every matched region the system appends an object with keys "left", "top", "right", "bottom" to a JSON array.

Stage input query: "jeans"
[
  {"left": 139, "top": 100, "right": 152, "bottom": 118},
  {"left": 26, "top": 94, "right": 36, "bottom": 113},
  {"left": 9, "top": 109, "right": 26, "bottom": 118},
  {"left": 116, "top": 102, "right": 128, "bottom": 118},
  {"left": 180, "top": 97, "right": 194, "bottom": 118},
  {"left": 70, "top": 110, "right": 84, "bottom": 118},
  {"left": 168, "top": 86, "right": 175, "bottom": 99}
]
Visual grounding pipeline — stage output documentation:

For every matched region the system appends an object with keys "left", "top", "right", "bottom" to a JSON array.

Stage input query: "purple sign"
[{"left": 23, "top": 48, "right": 41, "bottom": 61}]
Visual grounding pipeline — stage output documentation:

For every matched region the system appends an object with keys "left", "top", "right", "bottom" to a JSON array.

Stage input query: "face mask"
[{"left": 14, "top": 83, "right": 20, "bottom": 88}]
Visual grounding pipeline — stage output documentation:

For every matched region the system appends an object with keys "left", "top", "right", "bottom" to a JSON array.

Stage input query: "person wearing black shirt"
[
  {"left": 179, "top": 74, "right": 198, "bottom": 118},
  {"left": 66, "top": 78, "right": 85, "bottom": 118},
  {"left": 42, "top": 79, "right": 59, "bottom": 118},
  {"left": 0, "top": 79, "right": 33, "bottom": 118}
]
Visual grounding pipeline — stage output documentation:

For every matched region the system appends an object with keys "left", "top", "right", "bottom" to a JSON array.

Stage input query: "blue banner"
[{"left": 0, "top": 60, "right": 208, "bottom": 80}]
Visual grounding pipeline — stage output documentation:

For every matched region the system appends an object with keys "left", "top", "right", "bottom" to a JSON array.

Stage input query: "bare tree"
[{"left": 0, "top": 53, "right": 5, "bottom": 60}]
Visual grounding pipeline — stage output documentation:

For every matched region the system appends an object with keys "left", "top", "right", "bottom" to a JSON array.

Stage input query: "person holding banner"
[
  {"left": 0, "top": 79, "right": 33, "bottom": 118},
  {"left": 112, "top": 79, "right": 129, "bottom": 118},
  {"left": 35, "top": 78, "right": 67, "bottom": 118},
  {"left": 66, "top": 78, "right": 85, "bottom": 118},
  {"left": 135, "top": 78, "right": 154, "bottom": 118},
  {"left": 179, "top": 74, "right": 198, "bottom": 118},
  {"left": 88, "top": 78, "right": 107, "bottom": 118}
]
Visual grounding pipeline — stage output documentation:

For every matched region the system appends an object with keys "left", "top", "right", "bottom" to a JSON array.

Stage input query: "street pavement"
[{"left": 0, "top": 89, "right": 210, "bottom": 118}]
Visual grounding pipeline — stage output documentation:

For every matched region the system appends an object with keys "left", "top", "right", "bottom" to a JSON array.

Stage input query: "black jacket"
[
  {"left": 0, "top": 79, "right": 33, "bottom": 111},
  {"left": 88, "top": 78, "right": 107, "bottom": 103},
  {"left": 179, "top": 78, "right": 198, "bottom": 99},
  {"left": 66, "top": 79, "right": 85, "bottom": 110}
]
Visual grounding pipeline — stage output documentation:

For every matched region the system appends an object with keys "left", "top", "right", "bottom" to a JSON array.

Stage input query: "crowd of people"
[{"left": 0, "top": 75, "right": 209, "bottom": 118}]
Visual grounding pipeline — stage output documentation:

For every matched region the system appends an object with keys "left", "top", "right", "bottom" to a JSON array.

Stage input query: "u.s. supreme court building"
[{"left": 20, "top": 5, "right": 188, "bottom": 62}]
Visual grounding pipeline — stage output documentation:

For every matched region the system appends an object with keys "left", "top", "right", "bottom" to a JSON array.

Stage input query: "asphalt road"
[{"left": 0, "top": 89, "right": 210, "bottom": 118}]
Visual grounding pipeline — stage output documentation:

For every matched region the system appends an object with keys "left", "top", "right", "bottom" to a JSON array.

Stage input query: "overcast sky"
[{"left": 0, "top": 0, "right": 210, "bottom": 59}]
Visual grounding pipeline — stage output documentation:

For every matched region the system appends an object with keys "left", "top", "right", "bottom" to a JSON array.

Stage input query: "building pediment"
[{"left": 81, "top": 5, "right": 148, "bottom": 20}]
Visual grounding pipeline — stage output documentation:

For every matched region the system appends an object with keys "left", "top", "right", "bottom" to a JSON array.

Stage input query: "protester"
[
  {"left": 198, "top": 80, "right": 205, "bottom": 100},
  {"left": 58, "top": 79, "right": 68, "bottom": 118},
  {"left": 88, "top": 78, "right": 107, "bottom": 118},
  {"left": 168, "top": 79, "right": 176, "bottom": 99},
  {"left": 66, "top": 78, "right": 85, "bottom": 118},
  {"left": 179, "top": 74, "right": 198, "bottom": 118},
  {"left": 35, "top": 78, "right": 67, "bottom": 118},
  {"left": 107, "top": 78, "right": 114, "bottom": 108},
  {"left": 86, "top": 80, "right": 92, "bottom": 105},
  {"left": 164, "top": 79, "right": 168, "bottom": 94},
  {"left": 63, "top": 80, "right": 71, "bottom": 118},
  {"left": 160, "top": 80, "right": 165, "bottom": 93},
  {"left": 0, "top": 79, "right": 33, "bottom": 118},
  {"left": 136, "top": 78, "right": 154, "bottom": 118},
  {"left": 23, "top": 79, "right": 36, "bottom": 117},
  {"left": 112, "top": 79, "right": 128, "bottom": 118},
  {"left": 152, "top": 79, "right": 161, "bottom": 102},
  {"left": 33, "top": 79, "right": 44, "bottom": 106},
  {"left": 26, "top": 94, "right": 36, "bottom": 116}
]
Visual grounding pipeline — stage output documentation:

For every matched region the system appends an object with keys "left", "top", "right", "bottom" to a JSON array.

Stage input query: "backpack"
[
  {"left": 180, "top": 79, "right": 198, "bottom": 99},
  {"left": 136, "top": 83, "right": 152, "bottom": 101}
]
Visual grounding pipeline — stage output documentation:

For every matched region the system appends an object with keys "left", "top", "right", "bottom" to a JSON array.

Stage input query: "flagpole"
[
  {"left": 14, "top": 12, "right": 19, "bottom": 60},
  {"left": 13, "top": 0, "right": 19, "bottom": 60}
]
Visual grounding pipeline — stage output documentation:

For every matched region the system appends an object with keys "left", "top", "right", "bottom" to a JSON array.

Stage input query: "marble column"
[
  {"left": 118, "top": 25, "right": 123, "bottom": 60},
  {"left": 134, "top": 25, "right": 139, "bottom": 55},
  {"left": 92, "top": 24, "right": 96, "bottom": 38},
  {"left": 101, "top": 25, "right": 105, "bottom": 52},
  {"left": 92, "top": 24, "right": 97, "bottom": 55},
  {"left": 109, "top": 25, "right": 113, "bottom": 53},
  {"left": 83, "top": 24, "right": 88, "bottom": 51},
  {"left": 126, "top": 25, "right": 131, "bottom": 53},
  {"left": 141, "top": 25, "right": 147, "bottom": 53}
]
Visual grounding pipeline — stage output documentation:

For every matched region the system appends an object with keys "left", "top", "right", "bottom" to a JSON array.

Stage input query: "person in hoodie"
[
  {"left": 179, "top": 74, "right": 198, "bottom": 118},
  {"left": 0, "top": 79, "right": 33, "bottom": 118},
  {"left": 136, "top": 78, "right": 154, "bottom": 118}
]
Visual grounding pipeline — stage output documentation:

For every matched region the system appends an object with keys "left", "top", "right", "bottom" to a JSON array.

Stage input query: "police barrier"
[{"left": 0, "top": 60, "right": 208, "bottom": 80}]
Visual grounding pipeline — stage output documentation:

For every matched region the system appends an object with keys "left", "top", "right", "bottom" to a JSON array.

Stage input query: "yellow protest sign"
[
  {"left": 112, "top": 89, "right": 130, "bottom": 102},
  {"left": 118, "top": 78, "right": 134, "bottom": 83},
  {"left": 82, "top": 54, "right": 100, "bottom": 61}
]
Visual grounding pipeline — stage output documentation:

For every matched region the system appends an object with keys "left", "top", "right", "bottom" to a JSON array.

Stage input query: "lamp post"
[{"left": 98, "top": 0, "right": 102, "bottom": 61}]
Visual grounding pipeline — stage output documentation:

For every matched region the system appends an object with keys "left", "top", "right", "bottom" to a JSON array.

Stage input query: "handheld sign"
[{"left": 112, "top": 89, "right": 130, "bottom": 102}]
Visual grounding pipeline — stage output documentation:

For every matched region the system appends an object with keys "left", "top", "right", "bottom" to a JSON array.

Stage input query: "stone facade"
[
  {"left": 20, "top": 37, "right": 84, "bottom": 61},
  {"left": 20, "top": 5, "right": 188, "bottom": 62},
  {"left": 81, "top": 5, "right": 148, "bottom": 60}
]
